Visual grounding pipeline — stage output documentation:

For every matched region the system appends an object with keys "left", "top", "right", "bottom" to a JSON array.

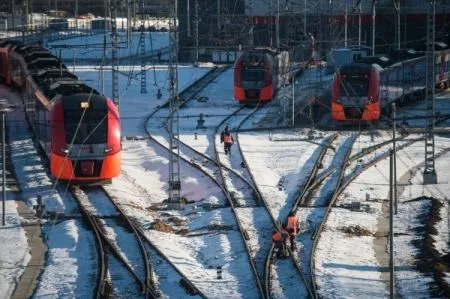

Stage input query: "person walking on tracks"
[
  {"left": 220, "top": 126, "right": 234, "bottom": 156},
  {"left": 272, "top": 228, "right": 290, "bottom": 258},
  {"left": 285, "top": 211, "right": 299, "bottom": 251}
]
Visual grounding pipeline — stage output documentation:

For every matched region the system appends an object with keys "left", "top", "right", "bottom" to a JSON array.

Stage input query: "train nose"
[{"left": 80, "top": 161, "right": 95, "bottom": 176}]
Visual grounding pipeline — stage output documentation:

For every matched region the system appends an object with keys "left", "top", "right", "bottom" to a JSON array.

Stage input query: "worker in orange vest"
[
  {"left": 272, "top": 228, "right": 290, "bottom": 258},
  {"left": 220, "top": 126, "right": 234, "bottom": 156},
  {"left": 285, "top": 211, "right": 299, "bottom": 251}
]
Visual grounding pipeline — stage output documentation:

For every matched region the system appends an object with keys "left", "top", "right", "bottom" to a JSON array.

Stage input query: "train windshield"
[
  {"left": 340, "top": 74, "right": 368, "bottom": 97},
  {"left": 242, "top": 65, "right": 265, "bottom": 81},
  {"left": 64, "top": 109, "right": 108, "bottom": 144}
]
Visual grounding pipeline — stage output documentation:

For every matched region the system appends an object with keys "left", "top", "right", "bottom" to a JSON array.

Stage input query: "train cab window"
[
  {"left": 340, "top": 74, "right": 369, "bottom": 97},
  {"left": 64, "top": 109, "right": 108, "bottom": 144},
  {"left": 242, "top": 65, "right": 265, "bottom": 81}
]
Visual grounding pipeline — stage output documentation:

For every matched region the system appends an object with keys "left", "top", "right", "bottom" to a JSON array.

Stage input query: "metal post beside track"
[
  {"left": 389, "top": 150, "right": 395, "bottom": 299},
  {"left": 2, "top": 112, "right": 5, "bottom": 226},
  {"left": 392, "top": 103, "right": 398, "bottom": 215},
  {"left": 0, "top": 102, "right": 15, "bottom": 226}
]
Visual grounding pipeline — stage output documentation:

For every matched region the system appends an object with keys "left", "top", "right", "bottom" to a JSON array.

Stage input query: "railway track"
[
  {"left": 102, "top": 177, "right": 207, "bottom": 298},
  {"left": 288, "top": 130, "right": 424, "bottom": 298},
  {"left": 144, "top": 65, "right": 265, "bottom": 297},
  {"left": 261, "top": 134, "right": 339, "bottom": 299},
  {"left": 226, "top": 105, "right": 332, "bottom": 299},
  {"left": 69, "top": 186, "right": 158, "bottom": 298}
]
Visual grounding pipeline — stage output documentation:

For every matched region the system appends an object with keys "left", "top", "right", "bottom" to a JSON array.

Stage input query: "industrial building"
[{"left": 178, "top": 0, "right": 450, "bottom": 62}]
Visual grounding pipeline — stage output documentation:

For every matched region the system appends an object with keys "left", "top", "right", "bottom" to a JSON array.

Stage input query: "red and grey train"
[
  {"left": 234, "top": 48, "right": 289, "bottom": 103},
  {"left": 331, "top": 47, "right": 450, "bottom": 122},
  {"left": 0, "top": 40, "right": 121, "bottom": 183}
]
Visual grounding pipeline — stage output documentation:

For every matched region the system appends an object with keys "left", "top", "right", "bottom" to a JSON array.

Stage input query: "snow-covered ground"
[{"left": 0, "top": 34, "right": 449, "bottom": 298}]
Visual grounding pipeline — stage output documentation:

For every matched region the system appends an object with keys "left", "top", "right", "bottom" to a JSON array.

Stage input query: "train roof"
[
  {"left": 239, "top": 51, "right": 271, "bottom": 65},
  {"left": 43, "top": 81, "right": 99, "bottom": 100},
  {"left": 27, "top": 58, "right": 67, "bottom": 72},
  {"left": 356, "top": 55, "right": 392, "bottom": 68},
  {"left": 389, "top": 48, "right": 424, "bottom": 62},
  {"left": 0, "top": 40, "right": 23, "bottom": 48},
  {"left": 14, "top": 45, "right": 48, "bottom": 55},
  {"left": 34, "top": 69, "right": 77, "bottom": 80},
  {"left": 32, "top": 71, "right": 78, "bottom": 87},
  {"left": 339, "top": 63, "right": 373, "bottom": 74},
  {"left": 24, "top": 52, "right": 57, "bottom": 63}
]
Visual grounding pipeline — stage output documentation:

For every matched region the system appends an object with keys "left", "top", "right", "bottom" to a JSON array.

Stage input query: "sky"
[{"left": 0, "top": 32, "right": 449, "bottom": 299}]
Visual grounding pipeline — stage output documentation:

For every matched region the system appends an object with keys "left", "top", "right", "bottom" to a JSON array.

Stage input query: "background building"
[{"left": 178, "top": 0, "right": 450, "bottom": 62}]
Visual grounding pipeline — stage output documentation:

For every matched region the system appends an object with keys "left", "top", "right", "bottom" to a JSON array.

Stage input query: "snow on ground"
[
  {"left": 0, "top": 193, "right": 30, "bottom": 299},
  {"left": 315, "top": 132, "right": 450, "bottom": 298},
  {"left": 240, "top": 130, "right": 332, "bottom": 220}
]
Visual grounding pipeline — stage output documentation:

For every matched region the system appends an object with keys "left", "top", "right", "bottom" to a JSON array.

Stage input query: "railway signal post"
[
  {"left": 167, "top": 0, "right": 183, "bottom": 209},
  {"left": 423, "top": 0, "right": 437, "bottom": 185}
]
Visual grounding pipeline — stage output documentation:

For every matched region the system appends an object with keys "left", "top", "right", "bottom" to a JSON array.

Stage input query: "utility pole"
[
  {"left": 276, "top": 0, "right": 280, "bottom": 49},
  {"left": 12, "top": 0, "right": 15, "bottom": 32},
  {"left": 217, "top": 0, "right": 220, "bottom": 29},
  {"left": 423, "top": 0, "right": 437, "bottom": 184},
  {"left": 22, "top": 0, "right": 27, "bottom": 42},
  {"left": 249, "top": 0, "right": 253, "bottom": 47},
  {"left": 392, "top": 103, "right": 398, "bottom": 214},
  {"left": 303, "top": 0, "right": 306, "bottom": 35},
  {"left": 101, "top": 34, "right": 105, "bottom": 94},
  {"left": 111, "top": 0, "right": 119, "bottom": 108},
  {"left": 186, "top": 0, "right": 190, "bottom": 37},
  {"left": 393, "top": 0, "right": 400, "bottom": 49},
  {"left": 389, "top": 150, "right": 395, "bottom": 299},
  {"left": 168, "top": 0, "right": 182, "bottom": 209},
  {"left": 358, "top": 2, "right": 361, "bottom": 46},
  {"left": 126, "top": 0, "right": 131, "bottom": 46},
  {"left": 344, "top": 5, "right": 348, "bottom": 47},
  {"left": 397, "top": 0, "right": 400, "bottom": 49},
  {"left": 194, "top": 0, "right": 199, "bottom": 65},
  {"left": 372, "top": 0, "right": 376, "bottom": 55},
  {"left": 104, "top": 0, "right": 108, "bottom": 34},
  {"left": 139, "top": 0, "right": 147, "bottom": 94},
  {"left": 75, "top": 0, "right": 78, "bottom": 30}
]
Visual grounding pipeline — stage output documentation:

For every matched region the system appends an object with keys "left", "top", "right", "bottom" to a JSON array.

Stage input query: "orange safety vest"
[
  {"left": 272, "top": 231, "right": 282, "bottom": 242},
  {"left": 224, "top": 134, "right": 232, "bottom": 144},
  {"left": 286, "top": 216, "right": 298, "bottom": 235}
]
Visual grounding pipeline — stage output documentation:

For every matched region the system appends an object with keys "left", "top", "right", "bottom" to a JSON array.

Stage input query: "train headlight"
[
  {"left": 61, "top": 148, "right": 69, "bottom": 155},
  {"left": 104, "top": 147, "right": 112, "bottom": 153}
]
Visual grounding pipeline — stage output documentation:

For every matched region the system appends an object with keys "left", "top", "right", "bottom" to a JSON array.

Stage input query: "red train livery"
[
  {"left": 0, "top": 40, "right": 121, "bottom": 184},
  {"left": 331, "top": 63, "right": 380, "bottom": 121},
  {"left": 234, "top": 49, "right": 289, "bottom": 103},
  {"left": 332, "top": 47, "right": 450, "bottom": 122}
]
